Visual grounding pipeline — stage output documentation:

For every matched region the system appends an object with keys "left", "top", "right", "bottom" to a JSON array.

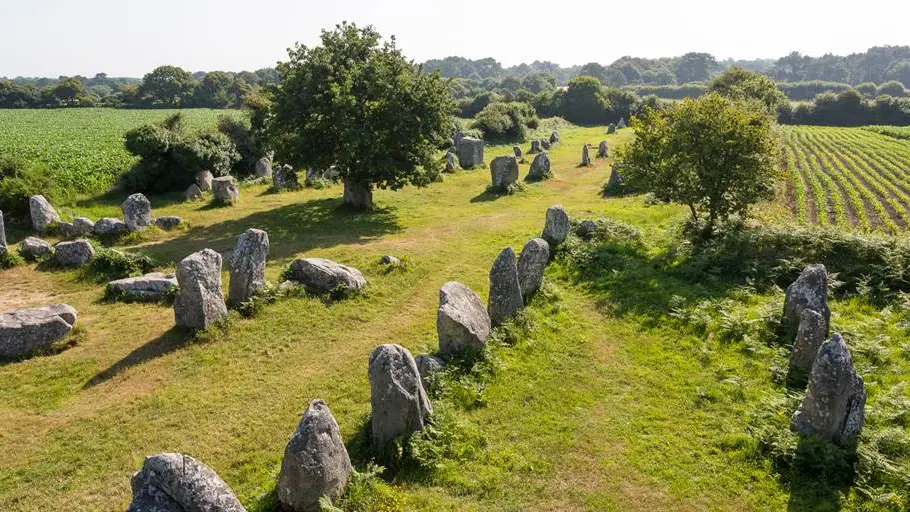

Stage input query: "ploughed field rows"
[{"left": 782, "top": 126, "right": 910, "bottom": 232}]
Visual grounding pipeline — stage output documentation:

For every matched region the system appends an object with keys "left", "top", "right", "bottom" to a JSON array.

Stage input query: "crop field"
[
  {"left": 0, "top": 108, "right": 242, "bottom": 194},
  {"left": 782, "top": 125, "right": 910, "bottom": 232},
  {"left": 864, "top": 125, "right": 910, "bottom": 141}
]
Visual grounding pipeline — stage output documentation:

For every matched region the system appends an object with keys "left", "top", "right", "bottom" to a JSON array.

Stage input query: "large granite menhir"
[
  {"left": 173, "top": 249, "right": 228, "bottom": 329},
  {"left": 127, "top": 452, "right": 246, "bottom": 512}
]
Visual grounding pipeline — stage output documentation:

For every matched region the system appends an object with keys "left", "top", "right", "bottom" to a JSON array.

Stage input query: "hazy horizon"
[{"left": 2, "top": 0, "right": 909, "bottom": 78}]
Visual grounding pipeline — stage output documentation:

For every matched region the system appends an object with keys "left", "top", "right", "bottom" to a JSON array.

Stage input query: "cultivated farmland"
[{"left": 783, "top": 125, "right": 910, "bottom": 232}]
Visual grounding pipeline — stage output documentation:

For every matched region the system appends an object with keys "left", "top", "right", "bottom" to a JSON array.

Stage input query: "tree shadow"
[
  {"left": 138, "top": 197, "right": 402, "bottom": 264},
  {"left": 75, "top": 188, "right": 188, "bottom": 212},
  {"left": 82, "top": 326, "right": 192, "bottom": 389}
]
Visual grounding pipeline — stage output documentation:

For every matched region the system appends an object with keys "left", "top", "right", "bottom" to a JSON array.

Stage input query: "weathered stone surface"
[
  {"left": 597, "top": 141, "right": 608, "bottom": 158},
  {"left": 122, "top": 193, "right": 152, "bottom": 231},
  {"left": 550, "top": 131, "right": 560, "bottom": 144},
  {"left": 490, "top": 156, "right": 519, "bottom": 190},
  {"left": 255, "top": 155, "right": 273, "bottom": 178},
  {"left": 457, "top": 137, "right": 484, "bottom": 169},
  {"left": 380, "top": 255, "right": 400, "bottom": 265},
  {"left": 792, "top": 333, "right": 866, "bottom": 446},
  {"left": 154, "top": 216, "right": 182, "bottom": 231},
  {"left": 55, "top": 239, "right": 94, "bottom": 267},
  {"left": 541, "top": 139, "right": 551, "bottom": 150},
  {"left": 174, "top": 249, "right": 228, "bottom": 329},
  {"left": 29, "top": 195, "right": 60, "bottom": 232},
  {"left": 617, "top": 118, "right": 627, "bottom": 129},
  {"left": 127, "top": 453, "right": 246, "bottom": 512},
  {"left": 577, "top": 220, "right": 598, "bottom": 240},
  {"left": 607, "top": 165, "right": 625, "bottom": 189},
  {"left": 0, "top": 211, "right": 6, "bottom": 255},
  {"left": 542, "top": 205, "right": 570, "bottom": 247},
  {"left": 72, "top": 217, "right": 95, "bottom": 236},
  {"left": 453, "top": 130, "right": 465, "bottom": 149},
  {"left": 488, "top": 247, "right": 523, "bottom": 326},
  {"left": 607, "top": 123, "right": 617, "bottom": 134},
  {"left": 185, "top": 183, "right": 204, "bottom": 200},
  {"left": 343, "top": 181, "right": 373, "bottom": 209},
  {"left": 287, "top": 258, "right": 366, "bottom": 295},
  {"left": 196, "top": 170, "right": 214, "bottom": 191},
  {"left": 94, "top": 217, "right": 129, "bottom": 236},
  {"left": 212, "top": 176, "right": 240, "bottom": 204},
  {"left": 437, "top": 281, "right": 491, "bottom": 355},
  {"left": 789, "top": 309, "right": 828, "bottom": 380},
  {"left": 369, "top": 344, "right": 432, "bottom": 445},
  {"left": 415, "top": 354, "right": 445, "bottom": 389},
  {"left": 783, "top": 264, "right": 830, "bottom": 338},
  {"left": 444, "top": 151, "right": 457, "bottom": 173},
  {"left": 0, "top": 304, "right": 77, "bottom": 360},
  {"left": 527, "top": 152, "right": 551, "bottom": 180},
  {"left": 21, "top": 237, "right": 52, "bottom": 259},
  {"left": 229, "top": 229, "right": 269, "bottom": 308},
  {"left": 517, "top": 238, "right": 550, "bottom": 300},
  {"left": 530, "top": 140, "right": 541, "bottom": 153},
  {"left": 108, "top": 273, "right": 178, "bottom": 301},
  {"left": 513, "top": 146, "right": 523, "bottom": 158},
  {"left": 57, "top": 221, "right": 75, "bottom": 238},
  {"left": 275, "top": 165, "right": 301, "bottom": 190},
  {"left": 277, "top": 399, "right": 353, "bottom": 512},
  {"left": 581, "top": 145, "right": 591, "bottom": 166}
]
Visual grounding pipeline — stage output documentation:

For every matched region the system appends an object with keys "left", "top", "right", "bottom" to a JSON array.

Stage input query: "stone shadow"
[{"left": 82, "top": 326, "right": 192, "bottom": 388}]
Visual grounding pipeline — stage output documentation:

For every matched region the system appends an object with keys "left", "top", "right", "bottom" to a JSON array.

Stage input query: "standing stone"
[
  {"left": 789, "top": 309, "right": 828, "bottom": 381},
  {"left": 488, "top": 247, "right": 523, "bottom": 327},
  {"left": 791, "top": 333, "right": 866, "bottom": 446},
  {"left": 530, "top": 140, "right": 541, "bottom": 153},
  {"left": 577, "top": 220, "right": 598, "bottom": 240},
  {"left": 21, "top": 237, "right": 53, "bottom": 259},
  {"left": 255, "top": 155, "right": 273, "bottom": 178},
  {"left": 29, "top": 195, "right": 60, "bottom": 232},
  {"left": 0, "top": 211, "right": 6, "bottom": 255},
  {"left": 94, "top": 217, "right": 128, "bottom": 236},
  {"left": 121, "top": 193, "right": 152, "bottom": 232},
  {"left": 541, "top": 139, "right": 552, "bottom": 150},
  {"left": 0, "top": 304, "right": 77, "bottom": 360},
  {"left": 415, "top": 355, "right": 445, "bottom": 390},
  {"left": 783, "top": 264, "right": 830, "bottom": 338},
  {"left": 55, "top": 239, "right": 95, "bottom": 267},
  {"left": 274, "top": 165, "right": 300, "bottom": 190},
  {"left": 490, "top": 156, "right": 519, "bottom": 190},
  {"left": 581, "top": 145, "right": 591, "bottom": 166},
  {"left": 174, "top": 249, "right": 228, "bottom": 329},
  {"left": 212, "top": 176, "right": 240, "bottom": 204},
  {"left": 444, "top": 151, "right": 457, "bottom": 173},
  {"left": 368, "top": 344, "right": 432, "bottom": 445},
  {"left": 185, "top": 183, "right": 203, "bottom": 200},
  {"left": 196, "top": 170, "right": 214, "bottom": 191},
  {"left": 597, "top": 141, "right": 608, "bottom": 158},
  {"left": 607, "top": 123, "right": 617, "bottom": 134},
  {"left": 617, "top": 118, "right": 627, "bottom": 129},
  {"left": 517, "top": 238, "right": 550, "bottom": 300},
  {"left": 72, "top": 217, "right": 95, "bottom": 236},
  {"left": 437, "top": 281, "right": 491, "bottom": 355},
  {"left": 127, "top": 453, "right": 246, "bottom": 512},
  {"left": 277, "top": 399, "right": 353, "bottom": 512},
  {"left": 607, "top": 165, "right": 625, "bottom": 190},
  {"left": 457, "top": 137, "right": 484, "bottom": 169},
  {"left": 287, "top": 258, "right": 367, "bottom": 295},
  {"left": 513, "top": 146, "right": 523, "bottom": 159},
  {"left": 542, "top": 205, "right": 570, "bottom": 247},
  {"left": 550, "top": 131, "right": 560, "bottom": 144},
  {"left": 228, "top": 229, "right": 270, "bottom": 308},
  {"left": 154, "top": 216, "right": 183, "bottom": 231},
  {"left": 527, "top": 152, "right": 552, "bottom": 180}
]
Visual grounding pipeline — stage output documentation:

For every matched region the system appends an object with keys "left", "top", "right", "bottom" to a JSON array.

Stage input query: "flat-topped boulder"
[
  {"left": 287, "top": 258, "right": 366, "bottom": 295},
  {"left": 72, "top": 217, "right": 95, "bottom": 236},
  {"left": 108, "top": 273, "right": 178, "bottom": 301},
  {"left": 437, "top": 281, "right": 491, "bottom": 355},
  {"left": 154, "top": 216, "right": 182, "bottom": 231},
  {"left": 55, "top": 239, "right": 94, "bottom": 267},
  {"left": 0, "top": 304, "right": 77, "bottom": 360},
  {"left": 275, "top": 165, "right": 301, "bottom": 190},
  {"left": 94, "top": 217, "right": 128, "bottom": 236},
  {"left": 122, "top": 193, "right": 152, "bottom": 231},
  {"left": 127, "top": 453, "right": 246, "bottom": 512},
  {"left": 29, "top": 195, "right": 60, "bottom": 232},
  {"left": 212, "top": 176, "right": 240, "bottom": 204},
  {"left": 21, "top": 237, "right": 52, "bottom": 260},
  {"left": 174, "top": 249, "right": 228, "bottom": 329}
]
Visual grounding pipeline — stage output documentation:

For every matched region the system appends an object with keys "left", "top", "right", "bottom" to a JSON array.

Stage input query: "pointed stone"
[
  {"left": 29, "top": 195, "right": 60, "bottom": 232},
  {"left": 127, "top": 453, "right": 246, "bottom": 512},
  {"left": 229, "top": 229, "right": 269, "bottom": 308},
  {"left": 517, "top": 238, "right": 550, "bottom": 300},
  {"left": 437, "top": 281, "right": 491, "bottom": 355},
  {"left": 488, "top": 247, "right": 523, "bottom": 326},
  {"left": 368, "top": 344, "right": 432, "bottom": 445},
  {"left": 783, "top": 264, "right": 830, "bottom": 338},
  {"left": 174, "top": 249, "right": 228, "bottom": 329},
  {"left": 788, "top": 309, "right": 828, "bottom": 381},
  {"left": 542, "top": 205, "right": 570, "bottom": 247}
]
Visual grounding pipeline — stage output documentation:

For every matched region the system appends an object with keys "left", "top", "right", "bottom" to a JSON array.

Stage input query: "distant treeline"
[{"left": 624, "top": 80, "right": 909, "bottom": 102}]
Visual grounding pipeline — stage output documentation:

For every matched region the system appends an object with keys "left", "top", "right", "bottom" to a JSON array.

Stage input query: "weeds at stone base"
[
  {"left": 0, "top": 249, "right": 24, "bottom": 268},
  {"left": 485, "top": 181, "right": 526, "bottom": 197}
]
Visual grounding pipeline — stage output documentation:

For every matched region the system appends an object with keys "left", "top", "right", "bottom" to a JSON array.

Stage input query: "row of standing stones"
[
  {"left": 184, "top": 156, "right": 331, "bottom": 203},
  {"left": 124, "top": 205, "right": 572, "bottom": 512}
]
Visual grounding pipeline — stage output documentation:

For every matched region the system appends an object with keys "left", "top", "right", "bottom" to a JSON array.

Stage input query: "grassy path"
[{"left": 0, "top": 126, "right": 789, "bottom": 510}]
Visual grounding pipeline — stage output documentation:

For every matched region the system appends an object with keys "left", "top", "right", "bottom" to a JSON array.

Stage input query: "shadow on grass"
[
  {"left": 75, "top": 188, "right": 188, "bottom": 211},
  {"left": 139, "top": 197, "right": 402, "bottom": 264},
  {"left": 82, "top": 326, "right": 192, "bottom": 388},
  {"left": 782, "top": 436, "right": 854, "bottom": 512},
  {"left": 470, "top": 188, "right": 501, "bottom": 203}
]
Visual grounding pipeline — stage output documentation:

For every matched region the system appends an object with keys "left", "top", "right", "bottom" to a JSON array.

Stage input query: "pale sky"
[{"left": 2, "top": 0, "right": 909, "bottom": 77}]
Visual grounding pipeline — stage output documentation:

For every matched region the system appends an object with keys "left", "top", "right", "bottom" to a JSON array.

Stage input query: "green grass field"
[{"left": 3, "top": 114, "right": 910, "bottom": 511}]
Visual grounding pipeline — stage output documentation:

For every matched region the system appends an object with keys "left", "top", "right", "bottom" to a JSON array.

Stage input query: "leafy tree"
[
  {"left": 560, "top": 76, "right": 610, "bottom": 125},
  {"left": 139, "top": 65, "right": 196, "bottom": 107},
  {"left": 521, "top": 72, "right": 556, "bottom": 94},
  {"left": 708, "top": 67, "right": 787, "bottom": 114},
  {"left": 194, "top": 71, "right": 238, "bottom": 108},
  {"left": 0, "top": 80, "right": 40, "bottom": 108},
  {"left": 578, "top": 62, "right": 608, "bottom": 83},
  {"left": 472, "top": 102, "right": 539, "bottom": 141},
  {"left": 48, "top": 77, "right": 96, "bottom": 106},
  {"left": 674, "top": 52, "right": 718, "bottom": 83},
  {"left": 885, "top": 60, "right": 910, "bottom": 87},
  {"left": 618, "top": 93, "right": 779, "bottom": 233},
  {"left": 641, "top": 67, "right": 677, "bottom": 85},
  {"left": 605, "top": 88, "right": 641, "bottom": 123},
  {"left": 854, "top": 82, "right": 877, "bottom": 97},
  {"left": 877, "top": 80, "right": 908, "bottom": 97},
  {"left": 269, "top": 23, "right": 454, "bottom": 209}
]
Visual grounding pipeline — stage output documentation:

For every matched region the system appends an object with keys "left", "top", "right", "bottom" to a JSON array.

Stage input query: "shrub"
[
  {"left": 878, "top": 80, "right": 909, "bottom": 97},
  {"left": 471, "top": 101, "right": 538, "bottom": 142},
  {"left": 0, "top": 155, "right": 60, "bottom": 219},
  {"left": 217, "top": 115, "right": 262, "bottom": 177},
  {"left": 86, "top": 247, "right": 155, "bottom": 282},
  {"left": 855, "top": 82, "right": 878, "bottom": 97},
  {"left": 0, "top": 249, "right": 24, "bottom": 268}
]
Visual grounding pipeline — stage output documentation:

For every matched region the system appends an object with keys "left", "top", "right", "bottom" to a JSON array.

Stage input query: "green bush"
[
  {"left": 0, "top": 155, "right": 60, "bottom": 219},
  {"left": 0, "top": 249, "right": 24, "bottom": 268},
  {"left": 471, "top": 101, "right": 539, "bottom": 142},
  {"left": 87, "top": 247, "right": 155, "bottom": 282}
]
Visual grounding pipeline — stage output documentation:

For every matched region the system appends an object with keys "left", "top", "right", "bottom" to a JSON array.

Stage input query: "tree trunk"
[{"left": 343, "top": 180, "right": 373, "bottom": 210}]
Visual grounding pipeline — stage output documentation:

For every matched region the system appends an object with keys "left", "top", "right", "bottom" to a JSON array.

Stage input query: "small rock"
[
  {"left": 597, "top": 140, "right": 608, "bottom": 158},
  {"left": 107, "top": 273, "right": 178, "bottom": 301},
  {"left": 541, "top": 139, "right": 552, "bottom": 150},
  {"left": 530, "top": 140, "right": 541, "bottom": 153},
  {"left": 415, "top": 354, "right": 445, "bottom": 390},
  {"left": 369, "top": 344, "right": 432, "bottom": 445},
  {"left": 517, "top": 238, "right": 550, "bottom": 300},
  {"left": 57, "top": 221, "right": 75, "bottom": 238},
  {"left": 279, "top": 280, "right": 301, "bottom": 291},
  {"left": 121, "top": 193, "right": 152, "bottom": 232},
  {"left": 527, "top": 152, "right": 551, "bottom": 180},
  {"left": 437, "top": 281, "right": 491, "bottom": 355},
  {"left": 55, "top": 239, "right": 95, "bottom": 267},
  {"left": 542, "top": 205, "right": 570, "bottom": 247},
  {"left": 174, "top": 249, "right": 228, "bottom": 329},
  {"left": 72, "top": 217, "right": 95, "bottom": 236},
  {"left": 29, "top": 195, "right": 60, "bottom": 232},
  {"left": 488, "top": 247, "right": 523, "bottom": 326},
  {"left": 457, "top": 137, "right": 484, "bottom": 169},
  {"left": 0, "top": 304, "right": 77, "bottom": 360},
  {"left": 154, "top": 216, "right": 182, "bottom": 231},
  {"left": 94, "top": 217, "right": 129, "bottom": 237},
  {"left": 287, "top": 258, "right": 366, "bottom": 295},
  {"left": 21, "top": 237, "right": 53, "bottom": 259},
  {"left": 607, "top": 123, "right": 617, "bottom": 134},
  {"left": 490, "top": 156, "right": 519, "bottom": 190},
  {"left": 550, "top": 131, "right": 560, "bottom": 144},
  {"left": 196, "top": 170, "right": 214, "bottom": 191},
  {"left": 275, "top": 165, "right": 301, "bottom": 190},
  {"left": 513, "top": 146, "right": 522, "bottom": 158},
  {"left": 577, "top": 220, "right": 598, "bottom": 240},
  {"left": 185, "top": 183, "right": 204, "bottom": 200},
  {"left": 277, "top": 399, "right": 353, "bottom": 512},
  {"left": 380, "top": 255, "right": 400, "bottom": 265},
  {"left": 783, "top": 264, "right": 830, "bottom": 338},
  {"left": 791, "top": 333, "right": 866, "bottom": 446},
  {"left": 127, "top": 453, "right": 246, "bottom": 512},
  {"left": 228, "top": 229, "right": 270, "bottom": 308},
  {"left": 212, "top": 176, "right": 240, "bottom": 204}
]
